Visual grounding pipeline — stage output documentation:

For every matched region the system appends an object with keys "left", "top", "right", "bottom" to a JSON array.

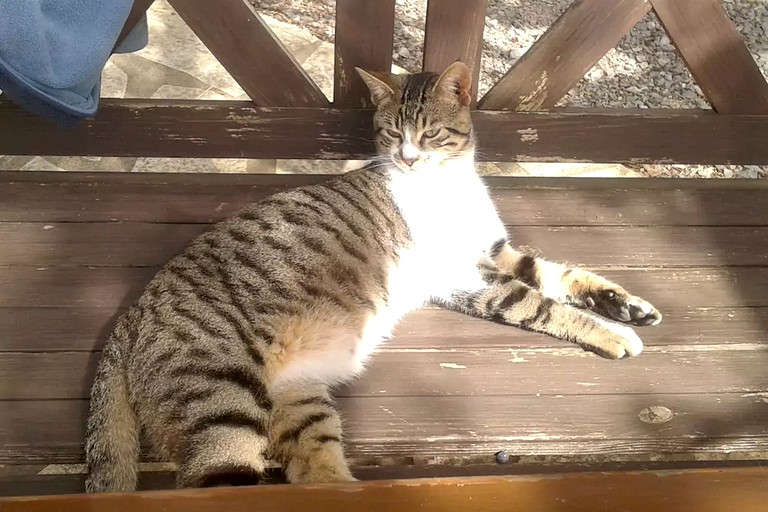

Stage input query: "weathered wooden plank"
[
  {"left": 423, "top": 0, "right": 487, "bottom": 104},
  {"left": 166, "top": 0, "right": 327, "bottom": 106},
  {"left": 1, "top": 306, "right": 764, "bottom": 352},
  {"left": 0, "top": 174, "right": 317, "bottom": 224},
  {"left": 3, "top": 223, "right": 768, "bottom": 267},
  {"left": 3, "top": 468, "right": 768, "bottom": 512},
  {"left": 0, "top": 267, "right": 156, "bottom": 309},
  {"left": 0, "top": 266, "right": 764, "bottom": 310},
  {"left": 0, "top": 471, "right": 176, "bottom": 497},
  {"left": 0, "top": 223, "right": 206, "bottom": 267},
  {"left": 4, "top": 468, "right": 768, "bottom": 512},
  {"left": 478, "top": 0, "right": 651, "bottom": 110},
  {"left": 2, "top": 394, "right": 767, "bottom": 464},
  {"left": 334, "top": 0, "right": 396, "bottom": 107},
  {"left": 2, "top": 101, "right": 768, "bottom": 163},
  {"left": 2, "top": 345, "right": 765, "bottom": 400},
  {"left": 2, "top": 462, "right": 762, "bottom": 498},
  {"left": 651, "top": 0, "right": 768, "bottom": 114},
  {"left": 3, "top": 172, "right": 768, "bottom": 226},
  {"left": 510, "top": 226, "right": 768, "bottom": 267},
  {"left": 114, "top": 0, "right": 154, "bottom": 49}
]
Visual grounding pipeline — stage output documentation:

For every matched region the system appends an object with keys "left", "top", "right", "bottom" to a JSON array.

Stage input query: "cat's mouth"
[
  {"left": 391, "top": 154, "right": 439, "bottom": 172},
  {"left": 391, "top": 157, "right": 421, "bottom": 172}
]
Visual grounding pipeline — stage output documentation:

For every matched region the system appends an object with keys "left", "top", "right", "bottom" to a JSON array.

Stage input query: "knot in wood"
[{"left": 638, "top": 405, "right": 674, "bottom": 424}]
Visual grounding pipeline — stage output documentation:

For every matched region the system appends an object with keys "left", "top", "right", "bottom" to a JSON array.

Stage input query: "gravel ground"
[{"left": 256, "top": 0, "right": 768, "bottom": 179}]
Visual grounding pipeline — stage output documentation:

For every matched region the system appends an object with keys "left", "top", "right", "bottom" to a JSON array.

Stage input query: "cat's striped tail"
[{"left": 84, "top": 335, "right": 139, "bottom": 493}]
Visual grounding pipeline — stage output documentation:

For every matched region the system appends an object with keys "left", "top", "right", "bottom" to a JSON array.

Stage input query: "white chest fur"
[
  {"left": 348, "top": 162, "right": 505, "bottom": 377},
  {"left": 270, "top": 160, "right": 509, "bottom": 389},
  {"left": 383, "top": 159, "right": 507, "bottom": 313}
]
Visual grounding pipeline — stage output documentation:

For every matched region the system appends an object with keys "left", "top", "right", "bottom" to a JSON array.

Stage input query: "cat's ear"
[
  {"left": 434, "top": 60, "right": 472, "bottom": 106},
  {"left": 355, "top": 67, "right": 396, "bottom": 107}
]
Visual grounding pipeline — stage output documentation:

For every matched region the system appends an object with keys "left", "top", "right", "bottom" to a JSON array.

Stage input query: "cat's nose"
[{"left": 400, "top": 143, "right": 420, "bottom": 167}]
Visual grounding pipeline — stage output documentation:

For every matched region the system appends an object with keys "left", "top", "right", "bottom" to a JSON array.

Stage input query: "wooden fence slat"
[
  {"left": 334, "top": 0, "right": 396, "bottom": 107},
  {"left": 478, "top": 0, "right": 651, "bottom": 110},
  {"left": 2, "top": 101, "right": 768, "bottom": 164},
  {"left": 650, "top": 0, "right": 768, "bottom": 114},
  {"left": 423, "top": 0, "right": 487, "bottom": 105},
  {"left": 166, "top": 0, "right": 327, "bottom": 107}
]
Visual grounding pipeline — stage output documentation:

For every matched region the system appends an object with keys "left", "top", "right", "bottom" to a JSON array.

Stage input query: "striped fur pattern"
[{"left": 84, "top": 61, "right": 661, "bottom": 493}]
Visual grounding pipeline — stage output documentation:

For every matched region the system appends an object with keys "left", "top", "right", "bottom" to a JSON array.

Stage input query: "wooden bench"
[
  {"left": 1, "top": 171, "right": 766, "bottom": 497},
  {"left": 1, "top": 0, "right": 768, "bottom": 504}
]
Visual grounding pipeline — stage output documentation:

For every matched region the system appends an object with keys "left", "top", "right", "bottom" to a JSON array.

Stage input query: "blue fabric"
[{"left": 0, "top": 0, "right": 149, "bottom": 126}]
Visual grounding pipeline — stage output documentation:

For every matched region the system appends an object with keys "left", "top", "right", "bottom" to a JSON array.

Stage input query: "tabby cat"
[{"left": 84, "top": 61, "right": 662, "bottom": 492}]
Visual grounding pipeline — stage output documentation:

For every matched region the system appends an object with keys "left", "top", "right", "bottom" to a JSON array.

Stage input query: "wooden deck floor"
[{"left": 0, "top": 171, "right": 766, "bottom": 496}]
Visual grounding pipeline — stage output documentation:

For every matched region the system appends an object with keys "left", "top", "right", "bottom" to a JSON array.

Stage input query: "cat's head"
[{"left": 355, "top": 61, "right": 474, "bottom": 173}]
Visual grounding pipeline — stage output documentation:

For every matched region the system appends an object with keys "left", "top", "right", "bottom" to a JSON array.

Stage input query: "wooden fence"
[{"left": 1, "top": 0, "right": 767, "bottom": 164}]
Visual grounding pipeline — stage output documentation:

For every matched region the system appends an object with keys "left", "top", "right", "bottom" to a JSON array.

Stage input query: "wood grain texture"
[
  {"left": 3, "top": 468, "right": 768, "bottom": 512},
  {"left": 334, "top": 0, "right": 396, "bottom": 107},
  {"left": 16, "top": 173, "right": 768, "bottom": 220},
  {"left": 2, "top": 468, "right": 768, "bottom": 512},
  {"left": 2, "top": 306, "right": 765, "bottom": 352},
  {"left": 478, "top": 0, "right": 651, "bottom": 110},
  {"left": 423, "top": 0, "right": 487, "bottom": 105},
  {"left": 1, "top": 266, "right": 765, "bottom": 310},
  {"left": 3, "top": 223, "right": 767, "bottom": 267},
  {"left": 0, "top": 223, "right": 206, "bottom": 266},
  {"left": 5, "top": 172, "right": 768, "bottom": 226},
  {"left": 2, "top": 461, "right": 763, "bottom": 498},
  {"left": 2, "top": 173, "right": 768, "bottom": 485},
  {"left": 2, "top": 101, "right": 768, "bottom": 163},
  {"left": 1, "top": 394, "right": 767, "bottom": 464},
  {"left": 167, "top": 0, "right": 327, "bottom": 106},
  {"left": 2, "top": 346, "right": 765, "bottom": 400},
  {"left": 651, "top": 0, "right": 768, "bottom": 114}
]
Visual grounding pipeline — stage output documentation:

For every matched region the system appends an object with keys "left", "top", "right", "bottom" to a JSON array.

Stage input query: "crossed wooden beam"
[
  {"left": 166, "top": 0, "right": 768, "bottom": 114},
  {"left": 1, "top": 0, "right": 767, "bottom": 164}
]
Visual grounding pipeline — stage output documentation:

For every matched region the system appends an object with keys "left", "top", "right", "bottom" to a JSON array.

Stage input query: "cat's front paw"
[
  {"left": 584, "top": 320, "right": 644, "bottom": 359},
  {"left": 584, "top": 290, "right": 662, "bottom": 327}
]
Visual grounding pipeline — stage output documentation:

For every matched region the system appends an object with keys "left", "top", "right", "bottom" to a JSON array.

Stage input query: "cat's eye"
[
  {"left": 604, "top": 291, "right": 616, "bottom": 299},
  {"left": 423, "top": 128, "right": 440, "bottom": 138},
  {"left": 385, "top": 129, "right": 401, "bottom": 139}
]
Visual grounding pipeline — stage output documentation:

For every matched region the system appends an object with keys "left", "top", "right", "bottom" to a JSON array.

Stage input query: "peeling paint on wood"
[
  {"left": 517, "top": 72, "right": 549, "bottom": 111},
  {"left": 439, "top": 363, "right": 468, "bottom": 369},
  {"left": 2, "top": 102, "right": 768, "bottom": 163},
  {"left": 516, "top": 127, "right": 539, "bottom": 143},
  {"left": 478, "top": 0, "right": 651, "bottom": 110}
]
